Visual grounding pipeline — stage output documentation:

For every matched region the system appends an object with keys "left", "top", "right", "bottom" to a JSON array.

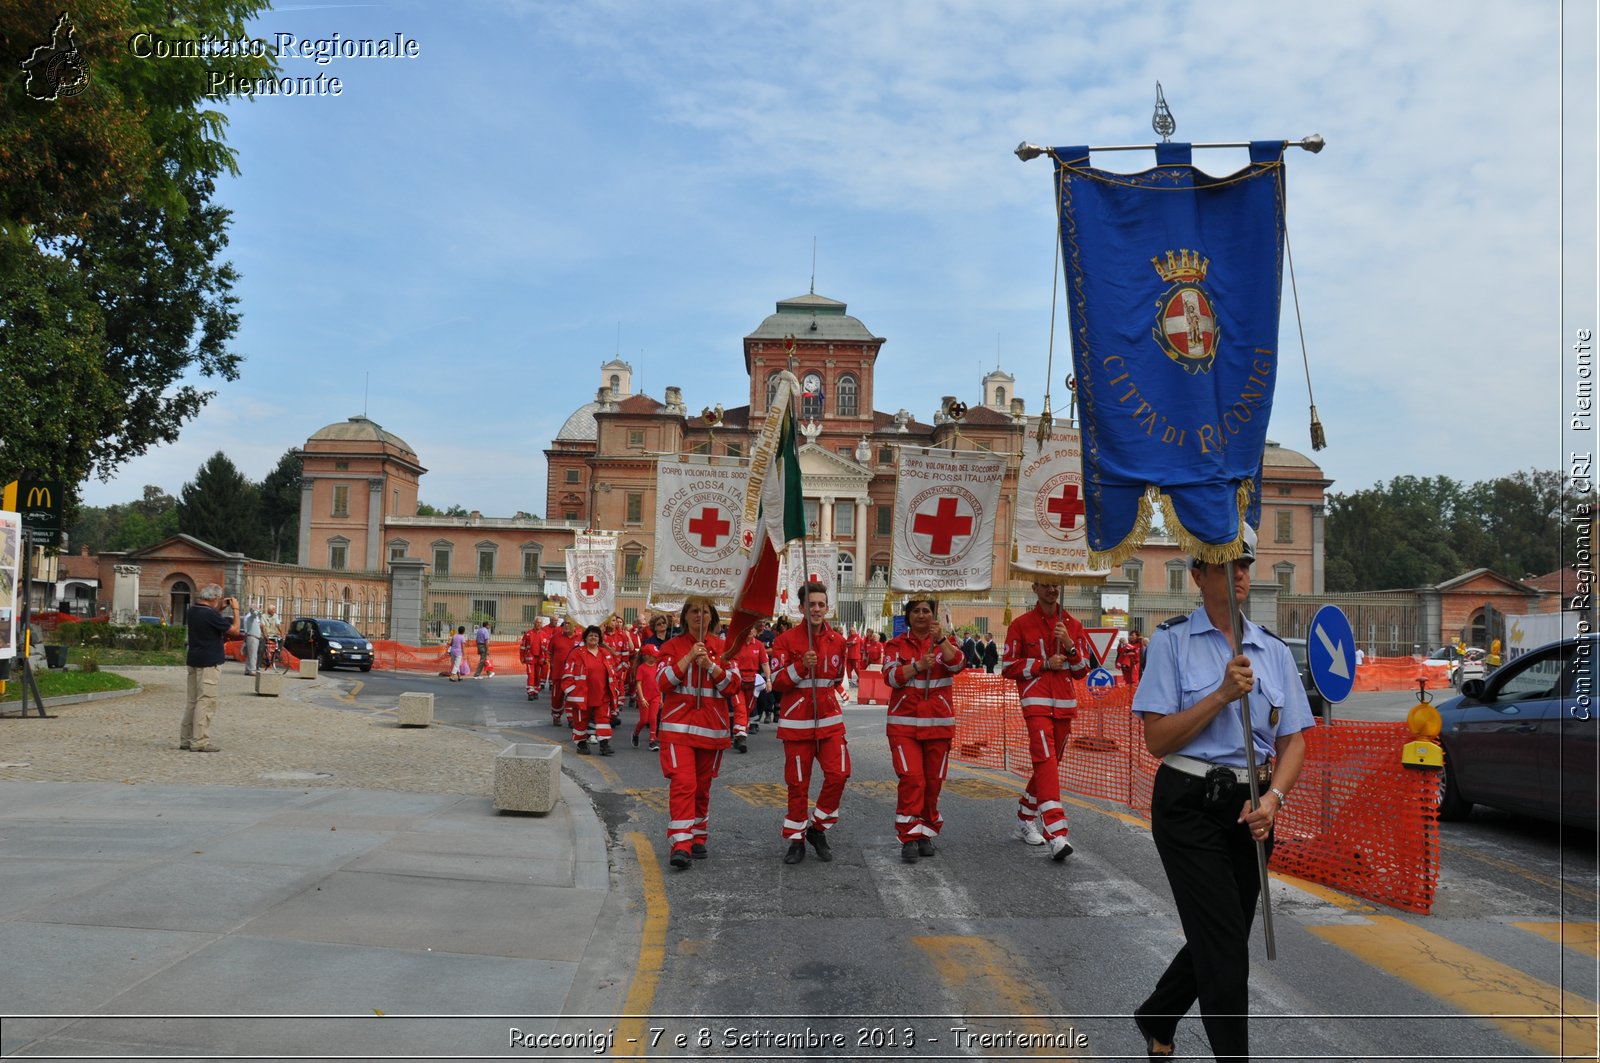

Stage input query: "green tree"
[
  {"left": 0, "top": 2, "right": 276, "bottom": 520},
  {"left": 177, "top": 451, "right": 262, "bottom": 555},
  {"left": 417, "top": 502, "right": 469, "bottom": 517},
  {"left": 258, "top": 448, "right": 302, "bottom": 563}
]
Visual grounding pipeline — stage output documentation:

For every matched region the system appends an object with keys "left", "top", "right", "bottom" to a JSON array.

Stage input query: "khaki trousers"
[{"left": 181, "top": 665, "right": 221, "bottom": 747}]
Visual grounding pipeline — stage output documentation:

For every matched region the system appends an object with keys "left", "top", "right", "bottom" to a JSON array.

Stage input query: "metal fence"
[
  {"left": 422, "top": 574, "right": 547, "bottom": 640},
  {"left": 1278, "top": 592, "right": 1426, "bottom": 656}
]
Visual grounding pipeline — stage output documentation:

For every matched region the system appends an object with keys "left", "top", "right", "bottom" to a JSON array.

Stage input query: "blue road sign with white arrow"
[
  {"left": 1086, "top": 667, "right": 1116, "bottom": 695},
  {"left": 1307, "top": 604, "right": 1357, "bottom": 704}
]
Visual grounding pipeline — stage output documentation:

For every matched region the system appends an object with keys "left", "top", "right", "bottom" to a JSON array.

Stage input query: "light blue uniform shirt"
[{"left": 1132, "top": 607, "right": 1315, "bottom": 768}]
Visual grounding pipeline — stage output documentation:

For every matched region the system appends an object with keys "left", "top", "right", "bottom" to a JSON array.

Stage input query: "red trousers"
[
  {"left": 1019, "top": 716, "right": 1074, "bottom": 840},
  {"left": 890, "top": 735, "right": 950, "bottom": 843},
  {"left": 568, "top": 701, "right": 613, "bottom": 744},
  {"left": 633, "top": 697, "right": 658, "bottom": 743},
  {"left": 659, "top": 742, "right": 722, "bottom": 855},
  {"left": 782, "top": 735, "right": 850, "bottom": 840}
]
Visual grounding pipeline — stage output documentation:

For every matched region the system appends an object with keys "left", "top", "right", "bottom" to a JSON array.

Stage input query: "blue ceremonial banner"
[{"left": 1053, "top": 141, "right": 1285, "bottom": 566}]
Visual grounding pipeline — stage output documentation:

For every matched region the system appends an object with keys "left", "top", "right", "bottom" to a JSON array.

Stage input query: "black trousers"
[{"left": 1139, "top": 764, "right": 1272, "bottom": 1063}]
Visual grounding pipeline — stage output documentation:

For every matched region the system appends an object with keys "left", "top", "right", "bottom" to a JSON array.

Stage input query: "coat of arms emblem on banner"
[{"left": 1151, "top": 248, "right": 1218, "bottom": 375}]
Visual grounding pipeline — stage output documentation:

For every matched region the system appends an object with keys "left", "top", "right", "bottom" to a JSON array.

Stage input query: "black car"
[
  {"left": 1435, "top": 634, "right": 1596, "bottom": 829},
  {"left": 1282, "top": 638, "right": 1328, "bottom": 719},
  {"left": 283, "top": 617, "right": 375, "bottom": 672}
]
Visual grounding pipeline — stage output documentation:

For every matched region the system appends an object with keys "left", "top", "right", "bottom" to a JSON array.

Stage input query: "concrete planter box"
[
  {"left": 397, "top": 691, "right": 434, "bottom": 727},
  {"left": 494, "top": 743, "right": 562, "bottom": 814},
  {"left": 254, "top": 672, "right": 284, "bottom": 697},
  {"left": 298, "top": 659, "right": 319, "bottom": 679}
]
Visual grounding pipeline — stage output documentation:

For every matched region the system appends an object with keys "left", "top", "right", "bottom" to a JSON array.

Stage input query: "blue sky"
[{"left": 79, "top": 0, "right": 1597, "bottom": 515}]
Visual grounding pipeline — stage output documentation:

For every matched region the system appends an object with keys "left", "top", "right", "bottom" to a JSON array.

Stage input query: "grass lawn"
[
  {"left": 77, "top": 646, "right": 186, "bottom": 667},
  {"left": 2, "top": 668, "right": 140, "bottom": 701}
]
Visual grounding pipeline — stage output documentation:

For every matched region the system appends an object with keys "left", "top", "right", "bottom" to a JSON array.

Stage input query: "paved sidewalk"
[{"left": 0, "top": 667, "right": 626, "bottom": 1059}]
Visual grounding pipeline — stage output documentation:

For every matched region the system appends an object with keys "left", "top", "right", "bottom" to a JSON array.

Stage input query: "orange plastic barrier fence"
[
  {"left": 1355, "top": 655, "right": 1452, "bottom": 693},
  {"left": 371, "top": 641, "right": 529, "bottom": 676},
  {"left": 951, "top": 671, "right": 1440, "bottom": 914}
]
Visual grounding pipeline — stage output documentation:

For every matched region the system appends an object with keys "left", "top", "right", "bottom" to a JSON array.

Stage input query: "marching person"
[
  {"left": 547, "top": 616, "right": 581, "bottom": 725},
  {"left": 562, "top": 625, "right": 617, "bottom": 755},
  {"left": 180, "top": 584, "right": 240, "bottom": 753},
  {"left": 1002, "top": 580, "right": 1092, "bottom": 860},
  {"left": 656, "top": 597, "right": 742, "bottom": 868},
  {"left": 532, "top": 616, "right": 557, "bottom": 693},
  {"left": 730, "top": 627, "right": 768, "bottom": 741},
  {"left": 633, "top": 643, "right": 663, "bottom": 751},
  {"left": 882, "top": 597, "right": 965, "bottom": 863},
  {"left": 768, "top": 581, "right": 850, "bottom": 865},
  {"left": 1117, "top": 630, "right": 1145, "bottom": 689},
  {"left": 519, "top": 620, "right": 542, "bottom": 700},
  {"left": 844, "top": 626, "right": 862, "bottom": 690},
  {"left": 1131, "top": 525, "right": 1311, "bottom": 1062}
]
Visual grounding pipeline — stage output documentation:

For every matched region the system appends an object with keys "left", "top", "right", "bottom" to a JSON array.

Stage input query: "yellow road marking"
[
  {"left": 1442, "top": 839, "right": 1599, "bottom": 905},
  {"left": 1311, "top": 914, "right": 1599, "bottom": 1057},
  {"left": 1513, "top": 921, "right": 1600, "bottom": 960},
  {"left": 614, "top": 832, "right": 668, "bottom": 1057},
  {"left": 626, "top": 787, "right": 671, "bottom": 813},
  {"left": 342, "top": 680, "right": 363, "bottom": 702},
  {"left": 912, "top": 936, "right": 1084, "bottom": 1057},
  {"left": 727, "top": 782, "right": 789, "bottom": 807}
]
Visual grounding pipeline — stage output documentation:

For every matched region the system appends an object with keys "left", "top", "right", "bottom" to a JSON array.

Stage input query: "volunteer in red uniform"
[
  {"left": 604, "top": 615, "right": 634, "bottom": 724},
  {"left": 730, "top": 632, "right": 767, "bottom": 743},
  {"left": 633, "top": 644, "right": 662, "bottom": 751},
  {"left": 883, "top": 598, "right": 965, "bottom": 863},
  {"left": 844, "top": 628, "right": 862, "bottom": 687},
  {"left": 532, "top": 617, "right": 557, "bottom": 694},
  {"left": 562, "top": 625, "right": 617, "bottom": 755},
  {"left": 547, "top": 617, "right": 581, "bottom": 725},
  {"left": 528, "top": 617, "right": 553, "bottom": 701},
  {"left": 656, "top": 597, "right": 743, "bottom": 869},
  {"left": 768, "top": 581, "right": 850, "bottom": 865},
  {"left": 1117, "top": 630, "right": 1144, "bottom": 689},
  {"left": 1002, "top": 580, "right": 1092, "bottom": 861},
  {"left": 862, "top": 630, "right": 886, "bottom": 668}
]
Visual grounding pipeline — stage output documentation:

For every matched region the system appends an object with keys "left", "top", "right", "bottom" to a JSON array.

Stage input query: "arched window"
[
  {"left": 995, "top": 385, "right": 1006, "bottom": 406},
  {"left": 169, "top": 580, "right": 192, "bottom": 621},
  {"left": 610, "top": 373, "right": 621, "bottom": 393},
  {"left": 837, "top": 550, "right": 854, "bottom": 587},
  {"left": 836, "top": 374, "right": 858, "bottom": 417},
  {"left": 766, "top": 372, "right": 783, "bottom": 407}
]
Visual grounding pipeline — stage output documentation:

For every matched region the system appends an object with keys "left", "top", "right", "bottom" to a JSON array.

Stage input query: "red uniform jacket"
[
  {"left": 655, "top": 633, "right": 742, "bottom": 749},
  {"left": 1002, "top": 604, "right": 1092, "bottom": 719},
  {"left": 561, "top": 646, "right": 613, "bottom": 715},
  {"left": 768, "top": 622, "right": 848, "bottom": 742},
  {"left": 882, "top": 632, "right": 964, "bottom": 740}
]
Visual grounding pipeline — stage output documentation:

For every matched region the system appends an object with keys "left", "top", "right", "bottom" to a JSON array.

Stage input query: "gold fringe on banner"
[
  {"left": 1002, "top": 603, "right": 1013, "bottom": 625},
  {"left": 1086, "top": 483, "right": 1255, "bottom": 569}
]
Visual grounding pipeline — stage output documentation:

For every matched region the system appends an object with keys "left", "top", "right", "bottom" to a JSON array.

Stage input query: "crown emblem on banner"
[{"left": 1151, "top": 249, "right": 1210, "bottom": 283}]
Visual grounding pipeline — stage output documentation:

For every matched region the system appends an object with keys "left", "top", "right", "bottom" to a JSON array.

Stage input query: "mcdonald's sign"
[{"left": 2, "top": 480, "right": 62, "bottom": 544}]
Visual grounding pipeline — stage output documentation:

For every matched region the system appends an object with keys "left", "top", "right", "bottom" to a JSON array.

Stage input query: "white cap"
[{"left": 1190, "top": 523, "right": 1257, "bottom": 569}]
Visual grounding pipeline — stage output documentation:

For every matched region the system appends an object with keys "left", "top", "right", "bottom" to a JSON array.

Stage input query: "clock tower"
[{"left": 742, "top": 292, "right": 884, "bottom": 428}]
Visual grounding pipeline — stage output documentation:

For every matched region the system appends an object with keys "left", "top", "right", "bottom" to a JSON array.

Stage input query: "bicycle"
[{"left": 260, "top": 636, "right": 291, "bottom": 675}]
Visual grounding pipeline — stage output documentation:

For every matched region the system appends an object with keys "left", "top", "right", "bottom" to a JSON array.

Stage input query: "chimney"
[
  {"left": 1010, "top": 397, "right": 1026, "bottom": 421},
  {"left": 664, "top": 386, "right": 686, "bottom": 414}
]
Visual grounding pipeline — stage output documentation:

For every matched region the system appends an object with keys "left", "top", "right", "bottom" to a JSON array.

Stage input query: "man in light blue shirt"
[{"left": 1130, "top": 524, "right": 1312, "bottom": 1061}]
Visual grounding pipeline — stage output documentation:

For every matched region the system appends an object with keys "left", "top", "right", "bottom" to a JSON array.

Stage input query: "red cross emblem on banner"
[
  {"left": 687, "top": 506, "right": 730, "bottom": 548},
  {"left": 579, "top": 575, "right": 601, "bottom": 597},
  {"left": 1046, "top": 483, "right": 1085, "bottom": 531},
  {"left": 912, "top": 496, "right": 973, "bottom": 556}
]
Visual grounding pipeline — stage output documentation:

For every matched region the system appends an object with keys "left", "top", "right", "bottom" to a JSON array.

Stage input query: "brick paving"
[{"left": 0, "top": 667, "right": 498, "bottom": 795}]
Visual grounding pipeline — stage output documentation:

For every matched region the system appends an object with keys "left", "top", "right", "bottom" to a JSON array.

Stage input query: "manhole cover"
[{"left": 258, "top": 771, "right": 334, "bottom": 781}]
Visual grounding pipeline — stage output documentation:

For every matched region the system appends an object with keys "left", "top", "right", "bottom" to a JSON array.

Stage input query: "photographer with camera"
[{"left": 180, "top": 584, "right": 241, "bottom": 753}]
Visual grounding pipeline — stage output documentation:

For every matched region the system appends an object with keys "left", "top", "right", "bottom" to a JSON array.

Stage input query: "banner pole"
[{"left": 1225, "top": 568, "right": 1276, "bottom": 961}]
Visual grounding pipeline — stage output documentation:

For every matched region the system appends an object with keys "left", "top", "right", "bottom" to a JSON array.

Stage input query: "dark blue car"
[{"left": 1435, "top": 634, "right": 1596, "bottom": 829}]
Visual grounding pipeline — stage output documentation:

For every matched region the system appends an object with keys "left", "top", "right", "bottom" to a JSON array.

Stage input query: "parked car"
[
  {"left": 1282, "top": 638, "right": 1328, "bottom": 718},
  {"left": 1422, "top": 644, "right": 1486, "bottom": 688},
  {"left": 282, "top": 617, "right": 374, "bottom": 672},
  {"left": 1434, "top": 634, "right": 1596, "bottom": 829}
]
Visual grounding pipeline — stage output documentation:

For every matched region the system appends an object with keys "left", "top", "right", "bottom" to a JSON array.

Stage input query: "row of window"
[
  {"left": 767, "top": 371, "right": 860, "bottom": 417},
  {"left": 1128, "top": 559, "right": 1297, "bottom": 594}
]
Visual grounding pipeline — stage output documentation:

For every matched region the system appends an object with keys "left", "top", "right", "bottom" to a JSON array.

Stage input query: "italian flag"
[{"left": 725, "top": 371, "right": 806, "bottom": 653}]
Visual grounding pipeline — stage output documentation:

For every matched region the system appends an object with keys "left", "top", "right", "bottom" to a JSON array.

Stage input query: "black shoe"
[
  {"left": 599, "top": 740, "right": 614, "bottom": 756},
  {"left": 733, "top": 735, "right": 748, "bottom": 754},
  {"left": 783, "top": 841, "right": 806, "bottom": 864},
  {"left": 575, "top": 741, "right": 590, "bottom": 755},
  {"left": 748, "top": 721, "right": 759, "bottom": 733},
  {"left": 1133, "top": 1011, "right": 1174, "bottom": 1060},
  {"left": 900, "top": 841, "right": 920, "bottom": 864},
  {"left": 806, "top": 826, "right": 833, "bottom": 862},
  {"left": 917, "top": 838, "right": 936, "bottom": 858},
  {"left": 670, "top": 849, "right": 692, "bottom": 869},
  {"left": 632, "top": 732, "right": 640, "bottom": 747},
  {"left": 690, "top": 842, "right": 708, "bottom": 859}
]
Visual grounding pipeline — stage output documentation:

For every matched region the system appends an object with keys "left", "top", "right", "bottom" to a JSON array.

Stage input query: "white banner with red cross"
[
  {"left": 564, "top": 533, "right": 617, "bottom": 630},
  {"left": 889, "top": 449, "right": 1006, "bottom": 594},
  {"left": 650, "top": 458, "right": 746, "bottom": 606},
  {"left": 780, "top": 541, "right": 839, "bottom": 620},
  {"left": 1012, "top": 425, "right": 1111, "bottom": 583}
]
